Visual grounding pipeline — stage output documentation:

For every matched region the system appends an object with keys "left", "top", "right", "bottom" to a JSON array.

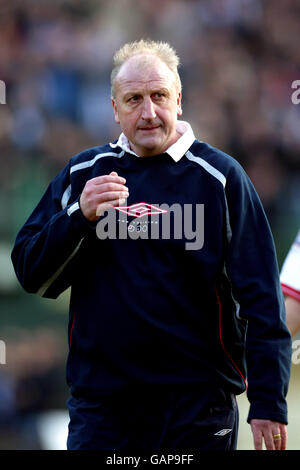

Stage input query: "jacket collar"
[{"left": 110, "top": 120, "right": 195, "bottom": 162}]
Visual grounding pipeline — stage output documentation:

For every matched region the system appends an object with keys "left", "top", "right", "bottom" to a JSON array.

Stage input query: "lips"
[{"left": 138, "top": 125, "right": 160, "bottom": 131}]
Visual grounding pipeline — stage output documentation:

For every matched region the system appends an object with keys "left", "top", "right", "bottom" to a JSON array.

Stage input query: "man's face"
[{"left": 112, "top": 54, "right": 182, "bottom": 157}]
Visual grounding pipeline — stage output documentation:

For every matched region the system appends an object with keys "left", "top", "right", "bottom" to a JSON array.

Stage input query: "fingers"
[
  {"left": 96, "top": 189, "right": 129, "bottom": 204},
  {"left": 96, "top": 171, "right": 128, "bottom": 216},
  {"left": 95, "top": 170, "right": 128, "bottom": 217},
  {"left": 251, "top": 420, "right": 264, "bottom": 450},
  {"left": 91, "top": 172, "right": 126, "bottom": 186},
  {"left": 271, "top": 425, "right": 287, "bottom": 450},
  {"left": 80, "top": 171, "right": 129, "bottom": 221},
  {"left": 272, "top": 436, "right": 281, "bottom": 450},
  {"left": 266, "top": 424, "right": 287, "bottom": 450},
  {"left": 89, "top": 180, "right": 128, "bottom": 197},
  {"left": 252, "top": 428, "right": 263, "bottom": 450},
  {"left": 250, "top": 419, "right": 287, "bottom": 451},
  {"left": 264, "top": 428, "right": 276, "bottom": 450},
  {"left": 84, "top": 177, "right": 129, "bottom": 205},
  {"left": 279, "top": 423, "right": 287, "bottom": 450},
  {"left": 96, "top": 197, "right": 126, "bottom": 217}
]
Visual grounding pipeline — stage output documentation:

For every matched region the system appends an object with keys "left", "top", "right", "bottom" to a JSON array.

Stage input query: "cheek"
[
  {"left": 121, "top": 114, "right": 138, "bottom": 135},
  {"left": 162, "top": 108, "right": 178, "bottom": 127}
]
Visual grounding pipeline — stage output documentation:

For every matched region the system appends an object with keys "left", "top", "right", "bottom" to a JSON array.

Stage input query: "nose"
[{"left": 141, "top": 97, "right": 156, "bottom": 121}]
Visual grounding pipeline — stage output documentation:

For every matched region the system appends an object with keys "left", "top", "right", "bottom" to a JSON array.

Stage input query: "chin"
[{"left": 140, "top": 137, "right": 163, "bottom": 148}]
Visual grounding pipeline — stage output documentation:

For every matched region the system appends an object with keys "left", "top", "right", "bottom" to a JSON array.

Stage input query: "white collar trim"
[{"left": 110, "top": 120, "right": 195, "bottom": 162}]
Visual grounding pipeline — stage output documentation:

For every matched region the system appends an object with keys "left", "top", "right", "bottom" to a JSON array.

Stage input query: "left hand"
[{"left": 250, "top": 419, "right": 287, "bottom": 450}]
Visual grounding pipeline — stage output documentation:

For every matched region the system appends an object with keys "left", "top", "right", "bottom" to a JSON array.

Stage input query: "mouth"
[{"left": 138, "top": 125, "right": 161, "bottom": 132}]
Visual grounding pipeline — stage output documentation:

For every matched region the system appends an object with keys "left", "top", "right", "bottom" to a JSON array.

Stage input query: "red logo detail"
[{"left": 115, "top": 202, "right": 168, "bottom": 218}]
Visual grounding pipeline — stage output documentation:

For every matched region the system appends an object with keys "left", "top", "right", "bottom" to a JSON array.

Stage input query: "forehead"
[{"left": 115, "top": 54, "right": 177, "bottom": 94}]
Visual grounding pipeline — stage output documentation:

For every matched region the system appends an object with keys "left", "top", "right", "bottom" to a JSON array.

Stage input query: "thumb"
[{"left": 110, "top": 171, "right": 118, "bottom": 176}]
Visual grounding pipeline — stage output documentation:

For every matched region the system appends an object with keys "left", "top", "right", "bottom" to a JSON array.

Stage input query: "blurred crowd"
[
  {"left": 0, "top": 327, "right": 67, "bottom": 449},
  {"left": 0, "top": 0, "right": 300, "bottom": 449}
]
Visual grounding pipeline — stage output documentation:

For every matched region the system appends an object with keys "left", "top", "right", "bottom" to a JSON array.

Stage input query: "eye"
[
  {"left": 153, "top": 92, "right": 164, "bottom": 99},
  {"left": 128, "top": 95, "right": 140, "bottom": 103}
]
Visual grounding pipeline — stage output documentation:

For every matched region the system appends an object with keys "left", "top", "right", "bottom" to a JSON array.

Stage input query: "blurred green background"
[{"left": 0, "top": 0, "right": 299, "bottom": 450}]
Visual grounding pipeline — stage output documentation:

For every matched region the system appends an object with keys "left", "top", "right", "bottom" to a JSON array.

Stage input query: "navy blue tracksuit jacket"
[{"left": 11, "top": 124, "right": 291, "bottom": 426}]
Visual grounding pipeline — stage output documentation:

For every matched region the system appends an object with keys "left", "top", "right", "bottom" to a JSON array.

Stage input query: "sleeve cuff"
[
  {"left": 67, "top": 198, "right": 99, "bottom": 234},
  {"left": 247, "top": 402, "right": 288, "bottom": 424}
]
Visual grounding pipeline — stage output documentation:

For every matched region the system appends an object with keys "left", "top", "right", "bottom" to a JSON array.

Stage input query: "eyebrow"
[{"left": 123, "top": 87, "right": 170, "bottom": 100}]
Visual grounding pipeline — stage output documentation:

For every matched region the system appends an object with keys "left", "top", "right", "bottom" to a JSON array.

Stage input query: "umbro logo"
[
  {"left": 115, "top": 202, "right": 168, "bottom": 218},
  {"left": 214, "top": 429, "right": 232, "bottom": 436}
]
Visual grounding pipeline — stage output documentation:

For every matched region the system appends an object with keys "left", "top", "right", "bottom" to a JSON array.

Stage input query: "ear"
[
  {"left": 177, "top": 92, "right": 182, "bottom": 117},
  {"left": 112, "top": 98, "right": 120, "bottom": 124}
]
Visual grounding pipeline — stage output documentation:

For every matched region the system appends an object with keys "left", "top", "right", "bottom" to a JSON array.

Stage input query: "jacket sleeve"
[
  {"left": 11, "top": 161, "right": 94, "bottom": 299},
  {"left": 224, "top": 162, "right": 292, "bottom": 424}
]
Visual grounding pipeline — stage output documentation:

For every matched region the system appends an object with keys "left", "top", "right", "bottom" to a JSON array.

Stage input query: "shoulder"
[
  {"left": 187, "top": 140, "right": 248, "bottom": 187},
  {"left": 69, "top": 142, "right": 123, "bottom": 171},
  {"left": 188, "top": 141, "right": 262, "bottom": 208}
]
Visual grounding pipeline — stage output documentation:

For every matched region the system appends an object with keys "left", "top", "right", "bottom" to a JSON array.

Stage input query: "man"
[
  {"left": 11, "top": 39, "right": 291, "bottom": 451},
  {"left": 280, "top": 229, "right": 300, "bottom": 336}
]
